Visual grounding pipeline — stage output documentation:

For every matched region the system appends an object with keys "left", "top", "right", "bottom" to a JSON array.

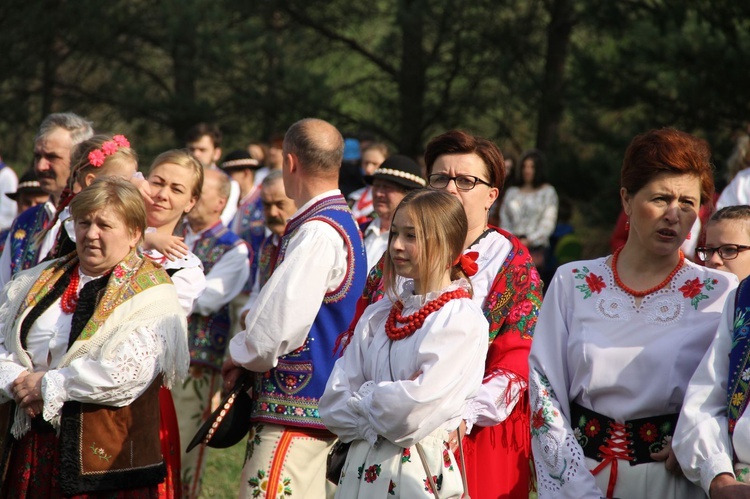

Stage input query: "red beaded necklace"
[
  {"left": 385, "top": 288, "right": 470, "bottom": 341},
  {"left": 60, "top": 266, "right": 81, "bottom": 314},
  {"left": 611, "top": 246, "right": 684, "bottom": 298}
]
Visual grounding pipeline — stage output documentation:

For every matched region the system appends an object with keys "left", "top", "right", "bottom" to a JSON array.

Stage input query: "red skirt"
[
  {"left": 158, "top": 387, "right": 182, "bottom": 499},
  {"left": 1, "top": 425, "right": 159, "bottom": 498},
  {"left": 459, "top": 395, "right": 532, "bottom": 499}
]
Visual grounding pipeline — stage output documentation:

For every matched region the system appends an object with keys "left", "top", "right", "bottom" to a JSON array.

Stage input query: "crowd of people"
[{"left": 0, "top": 111, "right": 750, "bottom": 499}]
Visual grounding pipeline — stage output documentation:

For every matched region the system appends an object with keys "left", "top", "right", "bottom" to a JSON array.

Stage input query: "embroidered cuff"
[
  {"left": 42, "top": 370, "right": 67, "bottom": 428},
  {"left": 701, "top": 452, "right": 735, "bottom": 495},
  {"left": 356, "top": 380, "right": 376, "bottom": 400},
  {"left": 463, "top": 398, "right": 480, "bottom": 435}
]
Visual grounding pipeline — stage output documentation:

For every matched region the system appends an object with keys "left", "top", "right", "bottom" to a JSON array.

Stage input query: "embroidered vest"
[
  {"left": 256, "top": 234, "right": 279, "bottom": 289},
  {"left": 233, "top": 190, "right": 265, "bottom": 294},
  {"left": 253, "top": 194, "right": 366, "bottom": 429},
  {"left": 187, "top": 222, "right": 245, "bottom": 371},
  {"left": 729, "top": 277, "right": 750, "bottom": 436},
  {"left": 8, "top": 204, "right": 49, "bottom": 277}
]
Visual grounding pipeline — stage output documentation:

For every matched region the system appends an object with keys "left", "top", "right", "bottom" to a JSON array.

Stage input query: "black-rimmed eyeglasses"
[
  {"left": 428, "top": 174, "right": 492, "bottom": 191},
  {"left": 696, "top": 244, "right": 750, "bottom": 262}
]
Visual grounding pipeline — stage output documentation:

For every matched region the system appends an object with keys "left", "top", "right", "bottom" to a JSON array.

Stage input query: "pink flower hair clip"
[{"left": 88, "top": 134, "right": 131, "bottom": 167}]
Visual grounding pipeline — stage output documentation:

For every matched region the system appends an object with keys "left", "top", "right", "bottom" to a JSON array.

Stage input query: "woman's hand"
[
  {"left": 13, "top": 371, "right": 45, "bottom": 416},
  {"left": 221, "top": 356, "right": 243, "bottom": 393},
  {"left": 649, "top": 437, "right": 682, "bottom": 475},
  {"left": 710, "top": 473, "right": 750, "bottom": 499},
  {"left": 447, "top": 420, "right": 466, "bottom": 454},
  {"left": 144, "top": 232, "right": 189, "bottom": 260}
]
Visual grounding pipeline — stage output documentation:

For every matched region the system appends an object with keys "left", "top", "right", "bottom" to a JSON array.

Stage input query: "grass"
[{"left": 199, "top": 440, "right": 247, "bottom": 498}]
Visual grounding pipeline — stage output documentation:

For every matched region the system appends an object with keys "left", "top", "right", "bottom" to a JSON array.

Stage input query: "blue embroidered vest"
[
  {"left": 8, "top": 204, "right": 50, "bottom": 278},
  {"left": 252, "top": 194, "right": 366, "bottom": 429},
  {"left": 187, "top": 222, "right": 245, "bottom": 371},
  {"left": 232, "top": 190, "right": 266, "bottom": 294},
  {"left": 729, "top": 277, "right": 750, "bottom": 437}
]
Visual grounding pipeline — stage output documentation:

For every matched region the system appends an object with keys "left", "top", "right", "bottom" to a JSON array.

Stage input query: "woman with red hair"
[{"left": 530, "top": 128, "right": 737, "bottom": 498}]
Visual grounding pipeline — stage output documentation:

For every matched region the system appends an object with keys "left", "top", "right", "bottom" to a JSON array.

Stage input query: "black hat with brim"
[
  {"left": 363, "top": 154, "right": 426, "bottom": 190},
  {"left": 187, "top": 370, "right": 255, "bottom": 452},
  {"left": 6, "top": 170, "right": 46, "bottom": 201},
  {"left": 220, "top": 150, "right": 261, "bottom": 171}
]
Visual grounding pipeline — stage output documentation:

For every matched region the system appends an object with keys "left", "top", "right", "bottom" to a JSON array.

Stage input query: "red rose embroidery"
[
  {"left": 531, "top": 408, "right": 546, "bottom": 429},
  {"left": 679, "top": 278, "right": 704, "bottom": 298},
  {"left": 585, "top": 273, "right": 606, "bottom": 294}
]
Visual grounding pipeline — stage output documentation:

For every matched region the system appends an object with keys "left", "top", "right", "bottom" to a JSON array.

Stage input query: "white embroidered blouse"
[
  {"left": 319, "top": 279, "right": 488, "bottom": 448},
  {"left": 529, "top": 257, "right": 737, "bottom": 498},
  {"left": 500, "top": 184, "right": 558, "bottom": 248}
]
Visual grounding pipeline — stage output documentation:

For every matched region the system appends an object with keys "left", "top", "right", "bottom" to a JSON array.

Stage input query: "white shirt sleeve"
[
  {"left": 0, "top": 168, "right": 18, "bottom": 230},
  {"left": 169, "top": 265, "right": 207, "bottom": 316},
  {"left": 673, "top": 291, "right": 736, "bottom": 494},
  {"left": 0, "top": 230, "right": 13, "bottom": 289},
  {"left": 191, "top": 243, "right": 250, "bottom": 316},
  {"left": 717, "top": 171, "right": 750, "bottom": 210},
  {"left": 41, "top": 325, "right": 165, "bottom": 426},
  {"left": 528, "top": 271, "right": 603, "bottom": 498},
  {"left": 463, "top": 373, "right": 526, "bottom": 433},
  {"left": 229, "top": 221, "right": 347, "bottom": 372}
]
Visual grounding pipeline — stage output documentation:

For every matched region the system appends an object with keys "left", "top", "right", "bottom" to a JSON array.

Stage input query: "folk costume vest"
[
  {"left": 187, "top": 221, "right": 246, "bottom": 371},
  {"left": 252, "top": 194, "right": 366, "bottom": 429},
  {"left": 256, "top": 234, "right": 279, "bottom": 289},
  {"left": 232, "top": 188, "right": 265, "bottom": 294},
  {"left": 729, "top": 277, "right": 750, "bottom": 438},
  {"left": 2, "top": 251, "right": 185, "bottom": 495},
  {"left": 7, "top": 203, "right": 50, "bottom": 278}
]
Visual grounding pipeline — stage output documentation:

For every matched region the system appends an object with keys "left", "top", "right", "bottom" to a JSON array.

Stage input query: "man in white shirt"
[
  {"left": 185, "top": 122, "right": 240, "bottom": 226},
  {"left": 223, "top": 118, "right": 367, "bottom": 499},
  {"left": 0, "top": 113, "right": 93, "bottom": 288},
  {"left": 361, "top": 154, "right": 426, "bottom": 270},
  {"left": 171, "top": 168, "right": 250, "bottom": 498}
]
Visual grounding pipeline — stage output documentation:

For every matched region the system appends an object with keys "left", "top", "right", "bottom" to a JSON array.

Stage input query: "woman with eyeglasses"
[
  {"left": 530, "top": 128, "right": 738, "bottom": 499},
  {"left": 696, "top": 205, "right": 750, "bottom": 281},
  {"left": 339, "top": 130, "right": 542, "bottom": 498},
  {"left": 674, "top": 204, "right": 750, "bottom": 499},
  {"left": 500, "top": 149, "right": 558, "bottom": 271}
]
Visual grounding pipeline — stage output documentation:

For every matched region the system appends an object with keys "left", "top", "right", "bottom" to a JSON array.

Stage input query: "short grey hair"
[
  {"left": 261, "top": 169, "right": 284, "bottom": 189},
  {"left": 283, "top": 118, "right": 344, "bottom": 175},
  {"left": 35, "top": 112, "right": 94, "bottom": 147}
]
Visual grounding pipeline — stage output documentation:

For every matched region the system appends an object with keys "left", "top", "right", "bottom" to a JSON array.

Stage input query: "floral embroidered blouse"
[{"left": 528, "top": 257, "right": 737, "bottom": 498}]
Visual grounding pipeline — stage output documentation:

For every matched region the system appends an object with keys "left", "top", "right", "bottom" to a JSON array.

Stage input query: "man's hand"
[{"left": 221, "top": 356, "right": 243, "bottom": 392}]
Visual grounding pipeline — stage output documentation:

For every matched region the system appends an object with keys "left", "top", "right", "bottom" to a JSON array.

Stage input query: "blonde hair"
[
  {"left": 69, "top": 177, "right": 147, "bottom": 244},
  {"left": 383, "top": 189, "right": 470, "bottom": 298},
  {"left": 69, "top": 134, "right": 138, "bottom": 190},
  {"left": 148, "top": 149, "right": 204, "bottom": 200}
]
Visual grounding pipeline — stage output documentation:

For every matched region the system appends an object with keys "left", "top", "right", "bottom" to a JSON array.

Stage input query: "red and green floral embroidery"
[
  {"left": 388, "top": 480, "right": 396, "bottom": 495},
  {"left": 401, "top": 448, "right": 411, "bottom": 463},
  {"left": 572, "top": 266, "right": 606, "bottom": 298},
  {"left": 89, "top": 442, "right": 111, "bottom": 462},
  {"left": 247, "top": 469, "right": 292, "bottom": 497},
  {"left": 442, "top": 448, "right": 454, "bottom": 470},
  {"left": 639, "top": 422, "right": 658, "bottom": 443},
  {"left": 363, "top": 464, "right": 381, "bottom": 483},
  {"left": 679, "top": 277, "right": 718, "bottom": 310},
  {"left": 244, "top": 424, "right": 263, "bottom": 463},
  {"left": 424, "top": 474, "right": 443, "bottom": 494},
  {"left": 357, "top": 464, "right": 364, "bottom": 480},
  {"left": 484, "top": 257, "right": 542, "bottom": 341},
  {"left": 531, "top": 372, "right": 559, "bottom": 438}
]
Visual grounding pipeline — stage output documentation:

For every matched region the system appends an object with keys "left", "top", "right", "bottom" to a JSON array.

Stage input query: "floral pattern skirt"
[
  {"left": 335, "top": 429, "right": 464, "bottom": 499},
  {"left": 1, "top": 426, "right": 159, "bottom": 498}
]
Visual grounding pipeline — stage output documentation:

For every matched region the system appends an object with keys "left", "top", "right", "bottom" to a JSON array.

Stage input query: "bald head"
[
  {"left": 187, "top": 168, "right": 230, "bottom": 231},
  {"left": 283, "top": 118, "right": 344, "bottom": 177}
]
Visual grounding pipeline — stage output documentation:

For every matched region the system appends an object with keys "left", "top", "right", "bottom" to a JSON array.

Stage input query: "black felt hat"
[
  {"left": 187, "top": 371, "right": 255, "bottom": 451},
  {"left": 220, "top": 150, "right": 261, "bottom": 171},
  {"left": 363, "top": 155, "right": 426, "bottom": 190},
  {"left": 5, "top": 170, "right": 46, "bottom": 201}
]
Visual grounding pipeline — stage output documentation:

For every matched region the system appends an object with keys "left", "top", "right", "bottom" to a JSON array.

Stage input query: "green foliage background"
[{"left": 1, "top": 0, "right": 749, "bottom": 227}]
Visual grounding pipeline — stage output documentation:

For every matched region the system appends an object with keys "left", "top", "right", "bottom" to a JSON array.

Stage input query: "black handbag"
[{"left": 325, "top": 439, "right": 351, "bottom": 484}]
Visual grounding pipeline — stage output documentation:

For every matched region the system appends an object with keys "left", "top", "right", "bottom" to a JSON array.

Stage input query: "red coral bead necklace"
[
  {"left": 60, "top": 265, "right": 81, "bottom": 314},
  {"left": 611, "top": 246, "right": 684, "bottom": 298},
  {"left": 385, "top": 288, "right": 470, "bottom": 341}
]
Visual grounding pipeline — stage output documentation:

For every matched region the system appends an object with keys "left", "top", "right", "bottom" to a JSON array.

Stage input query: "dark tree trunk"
[{"left": 397, "top": 0, "right": 426, "bottom": 157}]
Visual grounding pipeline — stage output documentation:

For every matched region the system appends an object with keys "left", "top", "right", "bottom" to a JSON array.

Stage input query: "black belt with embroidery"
[{"left": 570, "top": 402, "right": 678, "bottom": 466}]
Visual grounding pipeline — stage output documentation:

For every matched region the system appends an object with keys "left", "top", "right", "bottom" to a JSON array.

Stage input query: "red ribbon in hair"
[{"left": 452, "top": 251, "right": 479, "bottom": 276}]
